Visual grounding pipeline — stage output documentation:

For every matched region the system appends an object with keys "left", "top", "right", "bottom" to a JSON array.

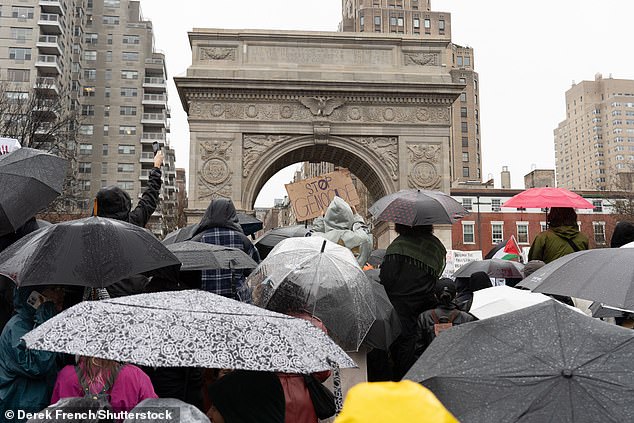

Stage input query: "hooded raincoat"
[
  {"left": 0, "top": 288, "right": 59, "bottom": 419},
  {"left": 192, "top": 199, "right": 260, "bottom": 300},
  {"left": 528, "top": 225, "right": 589, "bottom": 264}
]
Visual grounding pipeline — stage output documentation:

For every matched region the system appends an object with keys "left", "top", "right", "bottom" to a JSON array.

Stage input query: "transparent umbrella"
[{"left": 247, "top": 237, "right": 376, "bottom": 351}]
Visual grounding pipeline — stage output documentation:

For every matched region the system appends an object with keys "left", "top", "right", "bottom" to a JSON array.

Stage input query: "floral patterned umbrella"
[{"left": 22, "top": 290, "right": 355, "bottom": 373}]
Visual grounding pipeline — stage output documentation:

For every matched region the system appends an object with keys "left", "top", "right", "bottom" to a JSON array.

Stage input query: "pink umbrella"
[{"left": 502, "top": 187, "right": 594, "bottom": 209}]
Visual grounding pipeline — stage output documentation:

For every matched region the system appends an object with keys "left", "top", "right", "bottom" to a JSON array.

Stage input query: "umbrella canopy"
[
  {"left": 589, "top": 301, "right": 634, "bottom": 319},
  {"left": 622, "top": 241, "right": 634, "bottom": 249},
  {"left": 247, "top": 237, "right": 376, "bottom": 351},
  {"left": 254, "top": 224, "right": 313, "bottom": 259},
  {"left": 404, "top": 300, "right": 634, "bottom": 423},
  {"left": 469, "top": 285, "right": 551, "bottom": 320},
  {"left": 0, "top": 217, "right": 180, "bottom": 288},
  {"left": 363, "top": 269, "right": 402, "bottom": 350},
  {"left": 23, "top": 290, "right": 355, "bottom": 373},
  {"left": 162, "top": 213, "right": 263, "bottom": 245},
  {"left": 452, "top": 259, "right": 524, "bottom": 279},
  {"left": 518, "top": 249, "right": 634, "bottom": 310},
  {"left": 0, "top": 148, "right": 68, "bottom": 236},
  {"left": 502, "top": 187, "right": 594, "bottom": 209},
  {"left": 166, "top": 241, "right": 258, "bottom": 271},
  {"left": 236, "top": 213, "right": 263, "bottom": 236},
  {"left": 369, "top": 189, "right": 469, "bottom": 226}
]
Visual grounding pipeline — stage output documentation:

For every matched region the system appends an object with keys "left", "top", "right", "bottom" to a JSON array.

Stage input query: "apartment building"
[
  {"left": 0, "top": 0, "right": 177, "bottom": 234},
  {"left": 555, "top": 73, "right": 634, "bottom": 191},
  {"left": 339, "top": 0, "right": 482, "bottom": 183}
]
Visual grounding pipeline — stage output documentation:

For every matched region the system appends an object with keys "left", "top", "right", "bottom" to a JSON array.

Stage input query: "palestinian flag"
[{"left": 492, "top": 235, "right": 522, "bottom": 261}]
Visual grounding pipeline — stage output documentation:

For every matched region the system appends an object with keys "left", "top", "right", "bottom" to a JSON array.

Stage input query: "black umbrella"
[
  {"left": 363, "top": 269, "right": 402, "bottom": 350},
  {"left": 369, "top": 189, "right": 469, "bottom": 226},
  {"left": 167, "top": 241, "right": 258, "bottom": 271},
  {"left": 0, "top": 148, "right": 68, "bottom": 236},
  {"left": 404, "top": 300, "right": 634, "bottom": 423},
  {"left": 254, "top": 224, "right": 313, "bottom": 259},
  {"left": 163, "top": 213, "right": 263, "bottom": 245},
  {"left": 518, "top": 249, "right": 634, "bottom": 310},
  {"left": 236, "top": 213, "right": 263, "bottom": 236},
  {"left": 0, "top": 217, "right": 181, "bottom": 288},
  {"left": 452, "top": 259, "right": 524, "bottom": 279}
]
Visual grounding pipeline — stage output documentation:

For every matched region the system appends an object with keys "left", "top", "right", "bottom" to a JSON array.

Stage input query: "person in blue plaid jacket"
[{"left": 192, "top": 198, "right": 260, "bottom": 301}]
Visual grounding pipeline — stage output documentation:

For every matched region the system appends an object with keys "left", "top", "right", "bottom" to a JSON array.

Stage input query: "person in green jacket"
[
  {"left": 0, "top": 286, "right": 64, "bottom": 422},
  {"left": 528, "top": 207, "right": 589, "bottom": 264}
]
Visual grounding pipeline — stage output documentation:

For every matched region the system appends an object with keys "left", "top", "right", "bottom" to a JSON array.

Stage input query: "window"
[
  {"left": 491, "top": 199, "right": 501, "bottom": 212},
  {"left": 120, "top": 106, "right": 136, "bottom": 116},
  {"left": 87, "top": 0, "right": 93, "bottom": 9},
  {"left": 79, "top": 144, "right": 93, "bottom": 155},
  {"left": 119, "top": 125, "right": 136, "bottom": 135},
  {"left": 460, "top": 107, "right": 467, "bottom": 118},
  {"left": 516, "top": 223, "right": 529, "bottom": 244},
  {"left": 105, "top": 88, "right": 111, "bottom": 98},
  {"left": 360, "top": 15, "right": 364, "bottom": 29},
  {"left": 462, "top": 198, "right": 472, "bottom": 211},
  {"left": 122, "top": 35, "right": 140, "bottom": 44},
  {"left": 104, "top": 105, "right": 110, "bottom": 117},
  {"left": 78, "top": 162, "right": 92, "bottom": 174},
  {"left": 12, "top": 6, "right": 34, "bottom": 19},
  {"left": 83, "top": 86, "right": 96, "bottom": 97},
  {"left": 102, "top": 144, "right": 109, "bottom": 156},
  {"left": 122, "top": 52, "right": 139, "bottom": 61},
  {"left": 103, "top": 125, "right": 109, "bottom": 136},
  {"left": 462, "top": 222, "right": 475, "bottom": 244},
  {"left": 81, "top": 105, "right": 95, "bottom": 116},
  {"left": 106, "top": 51, "right": 112, "bottom": 62},
  {"left": 462, "top": 137, "right": 469, "bottom": 148},
  {"left": 104, "top": 0, "right": 120, "bottom": 7},
  {"left": 79, "top": 125, "right": 94, "bottom": 135},
  {"left": 121, "top": 70, "right": 138, "bottom": 80},
  {"left": 103, "top": 15, "right": 120, "bottom": 25},
  {"left": 102, "top": 162, "right": 108, "bottom": 174},
  {"left": 374, "top": 16, "right": 381, "bottom": 25},
  {"left": 11, "top": 27, "right": 32, "bottom": 41},
  {"left": 390, "top": 16, "right": 397, "bottom": 26},
  {"left": 105, "top": 69, "right": 112, "bottom": 80},
  {"left": 592, "top": 200, "right": 603, "bottom": 212},
  {"left": 461, "top": 122, "right": 468, "bottom": 133},
  {"left": 457, "top": 56, "right": 463, "bottom": 67},
  {"left": 85, "top": 33, "right": 98, "bottom": 44},
  {"left": 464, "top": 56, "right": 471, "bottom": 66},
  {"left": 118, "top": 145, "right": 135, "bottom": 155},
  {"left": 397, "top": 17, "right": 404, "bottom": 27},
  {"left": 5, "top": 91, "right": 28, "bottom": 101},
  {"left": 107, "top": 34, "right": 113, "bottom": 45},
  {"left": 7, "top": 69, "right": 29, "bottom": 82},
  {"left": 540, "top": 222, "right": 547, "bottom": 232},
  {"left": 118, "top": 181, "right": 134, "bottom": 190},
  {"left": 117, "top": 163, "right": 134, "bottom": 173},
  {"left": 593, "top": 222, "right": 606, "bottom": 245},
  {"left": 78, "top": 180, "right": 91, "bottom": 191},
  {"left": 413, "top": 18, "right": 420, "bottom": 29},
  {"left": 83, "top": 50, "right": 97, "bottom": 61},
  {"left": 462, "top": 152, "right": 469, "bottom": 162},
  {"left": 9, "top": 48, "right": 31, "bottom": 60},
  {"left": 438, "top": 20, "right": 445, "bottom": 30},
  {"left": 460, "top": 92, "right": 467, "bottom": 102},
  {"left": 84, "top": 69, "right": 97, "bottom": 80},
  {"left": 120, "top": 87, "right": 137, "bottom": 97},
  {"left": 491, "top": 223, "right": 503, "bottom": 244},
  {"left": 424, "top": 19, "right": 431, "bottom": 29}
]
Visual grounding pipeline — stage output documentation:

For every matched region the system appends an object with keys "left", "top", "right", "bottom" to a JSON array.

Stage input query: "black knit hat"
[{"left": 94, "top": 186, "right": 132, "bottom": 222}]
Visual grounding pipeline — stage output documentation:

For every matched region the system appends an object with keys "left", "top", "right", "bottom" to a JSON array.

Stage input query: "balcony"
[
  {"left": 39, "top": 0, "right": 65, "bottom": 15},
  {"left": 145, "top": 58, "right": 164, "bottom": 69},
  {"left": 35, "top": 55, "right": 62, "bottom": 75},
  {"left": 142, "top": 94, "right": 167, "bottom": 106},
  {"left": 141, "top": 113, "right": 167, "bottom": 125},
  {"left": 38, "top": 13, "right": 62, "bottom": 34},
  {"left": 36, "top": 35, "right": 63, "bottom": 55},
  {"left": 34, "top": 77, "right": 60, "bottom": 95},
  {"left": 140, "top": 152, "right": 155, "bottom": 164},
  {"left": 142, "top": 77, "right": 166, "bottom": 88},
  {"left": 141, "top": 132, "right": 165, "bottom": 144},
  {"left": 139, "top": 169, "right": 151, "bottom": 181}
]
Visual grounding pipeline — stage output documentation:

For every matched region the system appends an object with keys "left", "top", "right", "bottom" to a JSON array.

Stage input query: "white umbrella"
[
  {"left": 23, "top": 290, "right": 356, "bottom": 373},
  {"left": 622, "top": 241, "right": 634, "bottom": 249},
  {"left": 469, "top": 285, "right": 551, "bottom": 319},
  {"left": 0, "top": 137, "right": 20, "bottom": 155}
]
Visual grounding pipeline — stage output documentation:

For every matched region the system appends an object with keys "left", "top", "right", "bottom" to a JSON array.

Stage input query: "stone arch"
[{"left": 242, "top": 135, "right": 398, "bottom": 210}]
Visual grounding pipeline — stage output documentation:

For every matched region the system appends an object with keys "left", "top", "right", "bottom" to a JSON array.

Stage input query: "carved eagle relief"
[{"left": 299, "top": 96, "right": 345, "bottom": 116}]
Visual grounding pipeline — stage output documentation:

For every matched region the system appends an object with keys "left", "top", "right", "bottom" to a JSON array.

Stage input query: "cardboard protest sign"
[
  {"left": 0, "top": 138, "right": 20, "bottom": 155},
  {"left": 442, "top": 250, "right": 483, "bottom": 278},
  {"left": 285, "top": 169, "right": 360, "bottom": 221}
]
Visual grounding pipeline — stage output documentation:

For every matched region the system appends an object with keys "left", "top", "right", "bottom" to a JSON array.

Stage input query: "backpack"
[
  {"left": 74, "top": 364, "right": 123, "bottom": 402},
  {"left": 431, "top": 309, "right": 460, "bottom": 336}
]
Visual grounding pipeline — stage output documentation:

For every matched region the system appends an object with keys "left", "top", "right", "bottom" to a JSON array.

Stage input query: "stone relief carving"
[
  {"left": 200, "top": 47, "right": 236, "bottom": 61},
  {"left": 299, "top": 97, "right": 345, "bottom": 117},
  {"left": 351, "top": 137, "right": 399, "bottom": 181},
  {"left": 242, "top": 135, "right": 294, "bottom": 177},
  {"left": 404, "top": 53, "right": 439, "bottom": 66},
  {"left": 198, "top": 139, "right": 233, "bottom": 199},
  {"left": 407, "top": 144, "right": 442, "bottom": 189}
]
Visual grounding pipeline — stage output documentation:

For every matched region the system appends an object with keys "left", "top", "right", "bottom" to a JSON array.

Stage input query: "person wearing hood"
[
  {"left": 0, "top": 286, "right": 65, "bottom": 420},
  {"left": 311, "top": 197, "right": 372, "bottom": 267},
  {"left": 455, "top": 271, "right": 492, "bottom": 312},
  {"left": 528, "top": 207, "right": 589, "bottom": 263},
  {"left": 611, "top": 221, "right": 634, "bottom": 248},
  {"left": 379, "top": 224, "right": 446, "bottom": 380},
  {"left": 93, "top": 151, "right": 163, "bottom": 228},
  {"left": 192, "top": 198, "right": 260, "bottom": 301}
]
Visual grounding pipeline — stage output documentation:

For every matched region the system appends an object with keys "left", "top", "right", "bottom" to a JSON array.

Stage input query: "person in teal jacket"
[
  {"left": 0, "top": 286, "right": 64, "bottom": 422},
  {"left": 528, "top": 207, "right": 589, "bottom": 264}
]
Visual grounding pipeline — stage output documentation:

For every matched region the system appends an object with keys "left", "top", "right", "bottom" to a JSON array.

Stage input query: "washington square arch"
[{"left": 175, "top": 28, "right": 464, "bottom": 246}]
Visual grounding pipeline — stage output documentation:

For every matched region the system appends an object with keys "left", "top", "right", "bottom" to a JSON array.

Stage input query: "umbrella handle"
[{"left": 320, "top": 240, "right": 327, "bottom": 253}]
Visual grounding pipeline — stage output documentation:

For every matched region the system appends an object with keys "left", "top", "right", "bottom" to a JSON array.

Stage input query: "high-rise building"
[
  {"left": 339, "top": 0, "right": 482, "bottom": 183},
  {"left": 0, "top": 0, "right": 177, "bottom": 232},
  {"left": 554, "top": 73, "right": 634, "bottom": 191}
]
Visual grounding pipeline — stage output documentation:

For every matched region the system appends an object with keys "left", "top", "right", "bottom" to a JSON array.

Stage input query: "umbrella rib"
[
  {"left": 569, "top": 378, "right": 624, "bottom": 422},
  {"left": 574, "top": 337, "right": 634, "bottom": 372}
]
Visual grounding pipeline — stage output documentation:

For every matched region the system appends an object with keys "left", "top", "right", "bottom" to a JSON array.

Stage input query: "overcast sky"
[{"left": 139, "top": 0, "right": 634, "bottom": 207}]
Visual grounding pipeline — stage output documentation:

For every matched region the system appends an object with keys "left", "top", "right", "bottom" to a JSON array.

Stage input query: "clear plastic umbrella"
[{"left": 247, "top": 237, "right": 376, "bottom": 352}]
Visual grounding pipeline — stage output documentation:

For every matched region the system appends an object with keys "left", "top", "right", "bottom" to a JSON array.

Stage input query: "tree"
[
  {"left": 605, "top": 161, "right": 634, "bottom": 221},
  {"left": 0, "top": 80, "right": 85, "bottom": 214}
]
